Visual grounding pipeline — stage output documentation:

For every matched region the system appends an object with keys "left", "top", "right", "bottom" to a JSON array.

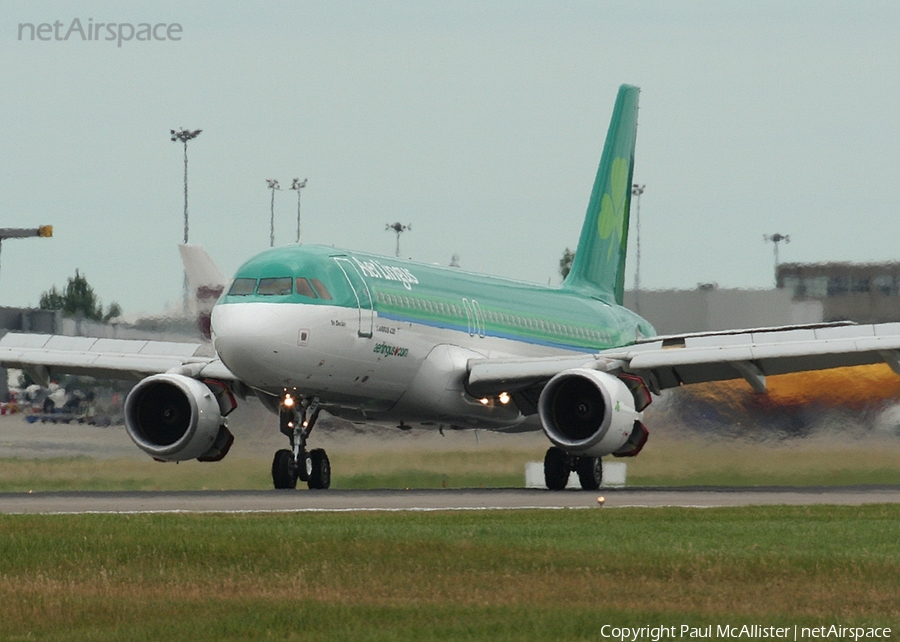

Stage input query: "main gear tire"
[
  {"left": 308, "top": 448, "right": 331, "bottom": 490},
  {"left": 272, "top": 449, "right": 298, "bottom": 489},
  {"left": 575, "top": 456, "right": 602, "bottom": 491},
  {"left": 544, "top": 447, "right": 570, "bottom": 491}
]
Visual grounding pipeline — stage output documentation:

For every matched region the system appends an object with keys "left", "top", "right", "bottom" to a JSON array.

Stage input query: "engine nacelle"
[
  {"left": 124, "top": 374, "right": 234, "bottom": 462},
  {"left": 538, "top": 368, "right": 641, "bottom": 457}
]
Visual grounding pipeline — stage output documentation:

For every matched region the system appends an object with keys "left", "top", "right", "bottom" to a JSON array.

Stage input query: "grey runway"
[{"left": 2, "top": 486, "right": 900, "bottom": 514}]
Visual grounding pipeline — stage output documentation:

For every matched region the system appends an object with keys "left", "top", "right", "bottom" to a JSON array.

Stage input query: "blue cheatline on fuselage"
[{"left": 217, "top": 244, "right": 656, "bottom": 354}]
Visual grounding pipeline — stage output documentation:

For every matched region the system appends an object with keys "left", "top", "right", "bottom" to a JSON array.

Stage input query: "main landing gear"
[
  {"left": 543, "top": 446, "right": 602, "bottom": 491},
  {"left": 272, "top": 395, "right": 331, "bottom": 490}
]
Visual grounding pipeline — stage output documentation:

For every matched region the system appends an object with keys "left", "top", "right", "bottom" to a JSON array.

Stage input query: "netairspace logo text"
[
  {"left": 598, "top": 624, "right": 892, "bottom": 642},
  {"left": 18, "top": 19, "right": 182, "bottom": 47}
]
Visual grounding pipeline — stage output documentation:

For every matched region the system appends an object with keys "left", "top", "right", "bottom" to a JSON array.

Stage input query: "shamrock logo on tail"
[{"left": 596, "top": 157, "right": 630, "bottom": 261}]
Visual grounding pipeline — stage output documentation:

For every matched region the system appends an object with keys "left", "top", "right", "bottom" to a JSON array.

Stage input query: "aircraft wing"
[
  {"left": 466, "top": 322, "right": 900, "bottom": 401},
  {"left": 0, "top": 332, "right": 238, "bottom": 386}
]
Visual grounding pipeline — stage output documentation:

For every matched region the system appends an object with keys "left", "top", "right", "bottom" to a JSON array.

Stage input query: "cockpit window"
[
  {"left": 257, "top": 277, "right": 293, "bottom": 296},
  {"left": 228, "top": 278, "right": 258, "bottom": 296},
  {"left": 295, "top": 278, "right": 318, "bottom": 299},
  {"left": 310, "top": 278, "right": 333, "bottom": 300}
]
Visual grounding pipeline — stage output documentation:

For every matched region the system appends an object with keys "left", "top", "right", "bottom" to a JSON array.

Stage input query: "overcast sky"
[{"left": 1, "top": 1, "right": 898, "bottom": 316}]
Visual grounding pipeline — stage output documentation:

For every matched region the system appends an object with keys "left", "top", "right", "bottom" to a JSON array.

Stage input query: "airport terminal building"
[
  {"left": 776, "top": 261, "right": 900, "bottom": 325},
  {"left": 623, "top": 261, "right": 900, "bottom": 336}
]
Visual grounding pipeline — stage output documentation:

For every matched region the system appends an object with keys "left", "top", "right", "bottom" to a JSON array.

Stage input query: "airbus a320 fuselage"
[{"left": 211, "top": 245, "right": 653, "bottom": 429}]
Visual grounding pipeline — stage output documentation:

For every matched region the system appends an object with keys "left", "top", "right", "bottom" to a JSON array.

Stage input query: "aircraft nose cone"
[
  {"left": 212, "top": 302, "right": 281, "bottom": 339},
  {"left": 211, "top": 304, "right": 286, "bottom": 377}
]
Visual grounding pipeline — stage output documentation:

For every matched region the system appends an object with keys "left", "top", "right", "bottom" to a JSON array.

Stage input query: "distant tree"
[
  {"left": 104, "top": 302, "right": 123, "bottom": 322},
  {"left": 39, "top": 270, "right": 122, "bottom": 322},
  {"left": 559, "top": 247, "right": 575, "bottom": 280}
]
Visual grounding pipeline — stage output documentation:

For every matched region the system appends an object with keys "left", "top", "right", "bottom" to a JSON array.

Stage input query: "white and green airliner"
[{"left": 5, "top": 84, "right": 900, "bottom": 490}]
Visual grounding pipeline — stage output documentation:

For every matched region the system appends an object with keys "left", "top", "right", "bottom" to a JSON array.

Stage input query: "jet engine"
[
  {"left": 124, "top": 374, "right": 235, "bottom": 462},
  {"left": 538, "top": 368, "right": 646, "bottom": 457}
]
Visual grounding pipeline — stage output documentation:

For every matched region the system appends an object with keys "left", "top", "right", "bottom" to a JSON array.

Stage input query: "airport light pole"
[
  {"left": 764, "top": 233, "right": 790, "bottom": 287},
  {"left": 266, "top": 179, "right": 281, "bottom": 247},
  {"left": 631, "top": 183, "right": 645, "bottom": 315},
  {"left": 385, "top": 222, "right": 411, "bottom": 258},
  {"left": 289, "top": 178, "right": 307, "bottom": 244},
  {"left": 170, "top": 128, "right": 202, "bottom": 245},
  {"left": 171, "top": 128, "right": 202, "bottom": 316}
]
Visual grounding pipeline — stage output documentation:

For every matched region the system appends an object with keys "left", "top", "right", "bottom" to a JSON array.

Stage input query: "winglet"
[{"left": 563, "top": 84, "right": 640, "bottom": 304}]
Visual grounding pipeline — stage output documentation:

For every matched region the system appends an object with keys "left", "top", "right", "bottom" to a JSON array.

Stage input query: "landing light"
[
  {"left": 479, "top": 398, "right": 490, "bottom": 405},
  {"left": 283, "top": 394, "right": 295, "bottom": 408},
  {"left": 498, "top": 392, "right": 511, "bottom": 405}
]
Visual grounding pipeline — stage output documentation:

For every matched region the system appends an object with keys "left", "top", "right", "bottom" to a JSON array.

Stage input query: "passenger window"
[
  {"left": 257, "top": 277, "right": 293, "bottom": 295},
  {"left": 296, "top": 278, "right": 318, "bottom": 299},
  {"left": 310, "top": 279, "right": 333, "bottom": 300},
  {"left": 228, "top": 278, "right": 257, "bottom": 295}
]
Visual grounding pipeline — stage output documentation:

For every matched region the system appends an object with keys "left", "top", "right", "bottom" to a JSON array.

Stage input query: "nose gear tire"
[
  {"left": 308, "top": 448, "right": 331, "bottom": 489},
  {"left": 272, "top": 449, "right": 298, "bottom": 489}
]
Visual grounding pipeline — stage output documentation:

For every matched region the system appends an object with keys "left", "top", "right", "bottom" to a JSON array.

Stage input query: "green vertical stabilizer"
[{"left": 563, "top": 84, "right": 640, "bottom": 304}]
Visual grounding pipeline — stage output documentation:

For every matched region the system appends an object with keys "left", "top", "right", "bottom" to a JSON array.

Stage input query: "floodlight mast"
[
  {"left": 171, "top": 128, "right": 202, "bottom": 316},
  {"left": 289, "top": 178, "right": 307, "bottom": 244},
  {"left": 266, "top": 179, "right": 282, "bottom": 247},
  {"left": 170, "top": 128, "right": 202, "bottom": 245},
  {"left": 385, "top": 222, "right": 411, "bottom": 258},
  {"left": 764, "top": 233, "right": 790, "bottom": 286},
  {"left": 631, "top": 183, "right": 645, "bottom": 315}
]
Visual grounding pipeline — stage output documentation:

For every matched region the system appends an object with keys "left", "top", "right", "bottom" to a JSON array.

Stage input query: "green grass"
[
  {"left": 0, "top": 453, "right": 532, "bottom": 492},
  {"left": 1, "top": 506, "right": 898, "bottom": 640},
  {"left": 3, "top": 437, "right": 900, "bottom": 491},
  {"left": 625, "top": 438, "right": 900, "bottom": 486}
]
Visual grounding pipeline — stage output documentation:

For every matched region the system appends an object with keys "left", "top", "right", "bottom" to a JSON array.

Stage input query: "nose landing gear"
[{"left": 272, "top": 395, "right": 331, "bottom": 490}]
